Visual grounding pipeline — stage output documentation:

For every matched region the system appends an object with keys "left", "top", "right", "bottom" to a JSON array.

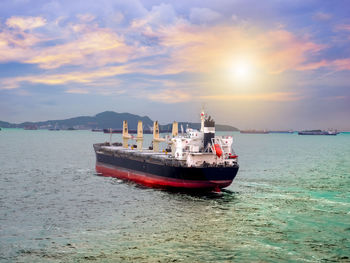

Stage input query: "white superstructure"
[
  {"left": 171, "top": 128, "right": 237, "bottom": 167},
  {"left": 115, "top": 111, "right": 238, "bottom": 168}
]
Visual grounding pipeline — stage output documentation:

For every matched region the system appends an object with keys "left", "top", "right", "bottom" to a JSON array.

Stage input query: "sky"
[{"left": 0, "top": 0, "right": 349, "bottom": 130}]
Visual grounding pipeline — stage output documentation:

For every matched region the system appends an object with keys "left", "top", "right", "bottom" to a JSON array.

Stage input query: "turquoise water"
[{"left": 0, "top": 129, "right": 349, "bottom": 262}]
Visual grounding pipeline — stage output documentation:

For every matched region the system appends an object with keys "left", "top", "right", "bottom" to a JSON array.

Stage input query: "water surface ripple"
[{"left": 0, "top": 130, "right": 349, "bottom": 262}]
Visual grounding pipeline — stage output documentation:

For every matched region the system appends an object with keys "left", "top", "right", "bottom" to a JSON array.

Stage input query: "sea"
[{"left": 0, "top": 129, "right": 349, "bottom": 262}]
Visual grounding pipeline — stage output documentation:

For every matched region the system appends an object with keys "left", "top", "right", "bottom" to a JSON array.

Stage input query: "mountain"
[
  {"left": 0, "top": 121, "right": 12, "bottom": 128},
  {"left": 0, "top": 111, "right": 239, "bottom": 131}
]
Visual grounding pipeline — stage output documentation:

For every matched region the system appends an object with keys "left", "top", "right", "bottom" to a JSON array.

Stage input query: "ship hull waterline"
[{"left": 95, "top": 160, "right": 239, "bottom": 191}]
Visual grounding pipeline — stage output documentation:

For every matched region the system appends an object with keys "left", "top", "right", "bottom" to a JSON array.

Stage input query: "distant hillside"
[
  {"left": 0, "top": 111, "right": 239, "bottom": 131},
  {"left": 0, "top": 121, "right": 11, "bottom": 128}
]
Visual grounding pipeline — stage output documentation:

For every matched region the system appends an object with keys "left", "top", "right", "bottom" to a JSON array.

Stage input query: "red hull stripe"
[{"left": 96, "top": 163, "right": 232, "bottom": 189}]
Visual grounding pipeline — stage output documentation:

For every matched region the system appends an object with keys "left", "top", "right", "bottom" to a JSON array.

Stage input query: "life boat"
[
  {"left": 214, "top": 144, "right": 223, "bottom": 157},
  {"left": 228, "top": 153, "right": 238, "bottom": 159}
]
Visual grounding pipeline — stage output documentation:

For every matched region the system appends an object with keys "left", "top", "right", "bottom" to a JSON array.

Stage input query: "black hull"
[{"left": 95, "top": 151, "right": 239, "bottom": 190}]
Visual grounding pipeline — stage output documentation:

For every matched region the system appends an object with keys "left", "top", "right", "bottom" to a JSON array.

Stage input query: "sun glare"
[
  {"left": 234, "top": 63, "right": 250, "bottom": 78},
  {"left": 227, "top": 57, "right": 256, "bottom": 84},
  {"left": 231, "top": 61, "right": 252, "bottom": 80}
]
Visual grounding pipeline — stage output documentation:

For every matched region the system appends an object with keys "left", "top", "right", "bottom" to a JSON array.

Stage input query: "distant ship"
[
  {"left": 298, "top": 130, "right": 339, "bottom": 135},
  {"left": 103, "top": 128, "right": 153, "bottom": 134},
  {"left": 49, "top": 123, "right": 60, "bottom": 131},
  {"left": 94, "top": 111, "right": 239, "bottom": 191},
  {"left": 103, "top": 128, "right": 122, "bottom": 133},
  {"left": 92, "top": 128, "right": 103, "bottom": 132},
  {"left": 240, "top": 130, "right": 269, "bottom": 134},
  {"left": 269, "top": 130, "right": 294, "bottom": 134},
  {"left": 24, "top": 125, "right": 37, "bottom": 130}
]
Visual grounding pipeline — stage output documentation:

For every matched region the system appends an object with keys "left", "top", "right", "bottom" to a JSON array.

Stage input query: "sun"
[
  {"left": 234, "top": 63, "right": 250, "bottom": 78},
  {"left": 227, "top": 57, "right": 256, "bottom": 84},
  {"left": 230, "top": 60, "right": 253, "bottom": 81}
]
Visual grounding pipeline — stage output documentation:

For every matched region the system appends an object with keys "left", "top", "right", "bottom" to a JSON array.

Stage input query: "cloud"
[
  {"left": 0, "top": 14, "right": 162, "bottom": 70},
  {"left": 146, "top": 89, "right": 192, "bottom": 103},
  {"left": 65, "top": 88, "right": 89, "bottom": 94},
  {"left": 130, "top": 2, "right": 179, "bottom": 33},
  {"left": 0, "top": 65, "right": 129, "bottom": 89},
  {"left": 6, "top": 16, "right": 46, "bottom": 30},
  {"left": 0, "top": 6, "right": 330, "bottom": 77},
  {"left": 0, "top": 3, "right": 348, "bottom": 108},
  {"left": 297, "top": 58, "right": 350, "bottom": 71},
  {"left": 150, "top": 23, "right": 325, "bottom": 75},
  {"left": 0, "top": 28, "right": 41, "bottom": 62},
  {"left": 259, "top": 30, "right": 325, "bottom": 74},
  {"left": 200, "top": 92, "right": 304, "bottom": 102},
  {"left": 189, "top": 8, "right": 222, "bottom": 24},
  {"left": 331, "top": 58, "right": 350, "bottom": 71},
  {"left": 24, "top": 26, "right": 134, "bottom": 69},
  {"left": 148, "top": 3, "right": 177, "bottom": 26},
  {"left": 312, "top": 12, "right": 331, "bottom": 21},
  {"left": 76, "top": 14, "right": 96, "bottom": 23},
  {"left": 335, "top": 24, "right": 350, "bottom": 31},
  {"left": 296, "top": 60, "right": 328, "bottom": 71}
]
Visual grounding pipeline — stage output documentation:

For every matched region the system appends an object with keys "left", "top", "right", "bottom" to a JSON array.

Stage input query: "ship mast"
[
  {"left": 152, "top": 121, "right": 165, "bottom": 152},
  {"left": 200, "top": 108, "right": 205, "bottom": 132},
  {"left": 122, "top": 120, "right": 132, "bottom": 148},
  {"left": 136, "top": 121, "right": 143, "bottom": 151}
]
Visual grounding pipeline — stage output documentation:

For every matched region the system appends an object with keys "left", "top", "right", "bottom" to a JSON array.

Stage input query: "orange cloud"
[
  {"left": 1, "top": 14, "right": 348, "bottom": 105},
  {"left": 259, "top": 30, "right": 325, "bottom": 74},
  {"left": 25, "top": 26, "right": 134, "bottom": 69},
  {"left": 296, "top": 60, "right": 328, "bottom": 71},
  {"left": 134, "top": 22, "right": 326, "bottom": 76},
  {"left": 6, "top": 16, "right": 46, "bottom": 30},
  {"left": 0, "top": 29, "right": 41, "bottom": 62},
  {"left": 0, "top": 18, "right": 142, "bottom": 70},
  {"left": 0, "top": 65, "right": 129, "bottom": 89},
  {"left": 0, "top": 15, "right": 335, "bottom": 78}
]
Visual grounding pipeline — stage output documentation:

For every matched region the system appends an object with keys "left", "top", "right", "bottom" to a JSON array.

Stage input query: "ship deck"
[
  {"left": 95, "top": 144, "right": 186, "bottom": 166},
  {"left": 94, "top": 143, "right": 218, "bottom": 167},
  {"left": 101, "top": 146, "right": 170, "bottom": 159}
]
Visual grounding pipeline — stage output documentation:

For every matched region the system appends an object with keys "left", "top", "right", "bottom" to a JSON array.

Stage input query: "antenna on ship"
[
  {"left": 200, "top": 107, "right": 205, "bottom": 132},
  {"left": 136, "top": 121, "right": 143, "bottom": 151},
  {"left": 152, "top": 121, "right": 165, "bottom": 152},
  {"left": 122, "top": 120, "right": 131, "bottom": 148}
]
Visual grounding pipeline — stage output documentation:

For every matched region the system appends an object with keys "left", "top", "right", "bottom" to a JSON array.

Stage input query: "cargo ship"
[
  {"left": 103, "top": 128, "right": 122, "bottom": 133},
  {"left": 24, "top": 125, "right": 38, "bottom": 130},
  {"left": 93, "top": 111, "right": 239, "bottom": 191},
  {"left": 298, "top": 130, "right": 339, "bottom": 135},
  {"left": 103, "top": 128, "right": 155, "bottom": 134}
]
